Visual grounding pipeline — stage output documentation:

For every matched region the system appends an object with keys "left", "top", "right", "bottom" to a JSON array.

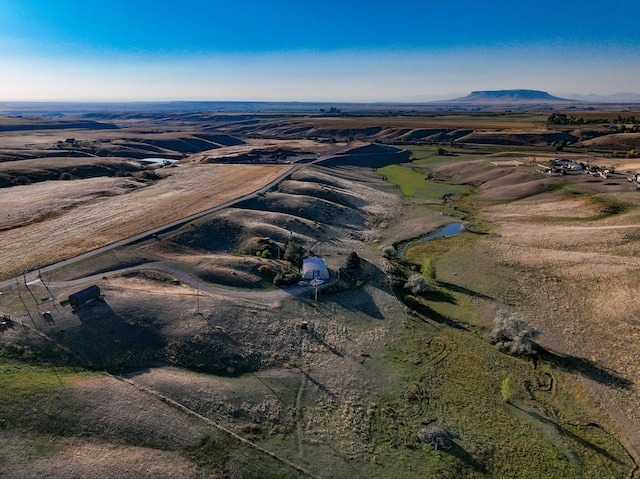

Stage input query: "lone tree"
[
  {"left": 501, "top": 378, "right": 515, "bottom": 403},
  {"left": 345, "top": 251, "right": 361, "bottom": 270},
  {"left": 404, "top": 274, "right": 433, "bottom": 295},
  {"left": 283, "top": 238, "right": 304, "bottom": 270},
  {"left": 489, "top": 311, "right": 540, "bottom": 356}
]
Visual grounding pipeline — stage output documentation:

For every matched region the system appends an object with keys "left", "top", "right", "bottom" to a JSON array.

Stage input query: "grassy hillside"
[{"left": 1, "top": 141, "right": 638, "bottom": 478}]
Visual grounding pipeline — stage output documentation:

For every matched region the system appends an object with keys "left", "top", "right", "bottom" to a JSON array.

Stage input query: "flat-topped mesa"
[{"left": 452, "top": 89, "right": 572, "bottom": 103}]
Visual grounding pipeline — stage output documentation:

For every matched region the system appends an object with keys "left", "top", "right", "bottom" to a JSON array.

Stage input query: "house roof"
[{"left": 302, "top": 257, "right": 329, "bottom": 278}]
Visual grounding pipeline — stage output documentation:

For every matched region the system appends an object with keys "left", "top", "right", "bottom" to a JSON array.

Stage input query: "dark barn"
[{"left": 68, "top": 285, "right": 101, "bottom": 307}]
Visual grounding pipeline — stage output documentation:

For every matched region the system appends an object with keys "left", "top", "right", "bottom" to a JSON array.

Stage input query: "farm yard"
[{"left": 1, "top": 110, "right": 640, "bottom": 477}]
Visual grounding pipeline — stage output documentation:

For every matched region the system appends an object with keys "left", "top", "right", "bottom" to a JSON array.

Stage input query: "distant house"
[
  {"left": 554, "top": 159, "right": 583, "bottom": 170},
  {"left": 302, "top": 257, "right": 329, "bottom": 280},
  {"left": 68, "top": 285, "right": 101, "bottom": 307}
]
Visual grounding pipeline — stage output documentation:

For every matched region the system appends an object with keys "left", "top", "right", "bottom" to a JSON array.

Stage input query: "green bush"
[
  {"left": 273, "top": 271, "right": 301, "bottom": 286},
  {"left": 257, "top": 265, "right": 276, "bottom": 277},
  {"left": 13, "top": 176, "right": 31, "bottom": 186},
  {"left": 501, "top": 377, "right": 515, "bottom": 402},
  {"left": 0, "top": 174, "right": 12, "bottom": 188}
]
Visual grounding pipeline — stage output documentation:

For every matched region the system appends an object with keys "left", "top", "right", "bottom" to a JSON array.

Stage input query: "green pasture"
[
  {"left": 372, "top": 148, "right": 635, "bottom": 477},
  {"left": 0, "top": 359, "right": 92, "bottom": 417},
  {"left": 378, "top": 163, "right": 471, "bottom": 201}
]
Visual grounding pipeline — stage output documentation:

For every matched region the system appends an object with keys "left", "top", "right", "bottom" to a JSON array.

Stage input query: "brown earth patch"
[
  {"left": 0, "top": 439, "right": 202, "bottom": 479},
  {"left": 580, "top": 132, "right": 640, "bottom": 150}
]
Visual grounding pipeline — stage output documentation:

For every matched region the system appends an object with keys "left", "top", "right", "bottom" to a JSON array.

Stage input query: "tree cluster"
[
  {"left": 283, "top": 238, "right": 304, "bottom": 269},
  {"left": 488, "top": 311, "right": 540, "bottom": 356},
  {"left": 547, "top": 113, "right": 640, "bottom": 126}
]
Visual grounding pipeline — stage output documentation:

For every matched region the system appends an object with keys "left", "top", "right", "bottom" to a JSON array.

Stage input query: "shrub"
[
  {"left": 422, "top": 259, "right": 436, "bottom": 280},
  {"left": 140, "top": 170, "right": 160, "bottom": 180},
  {"left": 404, "top": 274, "right": 432, "bottom": 295},
  {"left": 0, "top": 174, "right": 12, "bottom": 188},
  {"left": 382, "top": 246, "right": 397, "bottom": 259},
  {"left": 418, "top": 425, "right": 452, "bottom": 450},
  {"left": 257, "top": 265, "right": 275, "bottom": 277},
  {"left": 345, "top": 251, "right": 361, "bottom": 270},
  {"left": 501, "top": 378, "right": 515, "bottom": 402},
  {"left": 273, "top": 271, "right": 301, "bottom": 286},
  {"left": 13, "top": 176, "right": 31, "bottom": 186},
  {"left": 489, "top": 311, "right": 540, "bottom": 356},
  {"left": 59, "top": 172, "right": 73, "bottom": 181}
]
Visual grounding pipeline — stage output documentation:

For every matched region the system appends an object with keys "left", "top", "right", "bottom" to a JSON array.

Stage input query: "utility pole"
[
  {"left": 196, "top": 280, "right": 200, "bottom": 315},
  {"left": 314, "top": 284, "right": 318, "bottom": 311},
  {"left": 38, "top": 266, "right": 55, "bottom": 303}
]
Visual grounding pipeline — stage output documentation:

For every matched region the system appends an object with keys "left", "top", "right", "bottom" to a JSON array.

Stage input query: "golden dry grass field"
[{"left": 0, "top": 162, "right": 291, "bottom": 279}]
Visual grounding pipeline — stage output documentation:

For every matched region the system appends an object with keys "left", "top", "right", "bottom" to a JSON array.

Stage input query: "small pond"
[
  {"left": 399, "top": 222, "right": 464, "bottom": 256},
  {"left": 140, "top": 158, "right": 179, "bottom": 164}
]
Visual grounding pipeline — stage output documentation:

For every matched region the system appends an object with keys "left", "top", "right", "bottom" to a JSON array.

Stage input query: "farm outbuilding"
[
  {"left": 302, "top": 257, "right": 329, "bottom": 280},
  {"left": 68, "top": 285, "right": 101, "bottom": 307}
]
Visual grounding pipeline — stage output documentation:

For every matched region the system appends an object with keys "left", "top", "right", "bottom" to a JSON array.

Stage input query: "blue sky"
[{"left": 1, "top": 0, "right": 639, "bottom": 102}]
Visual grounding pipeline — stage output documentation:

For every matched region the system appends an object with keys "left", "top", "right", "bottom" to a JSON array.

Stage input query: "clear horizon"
[{"left": 1, "top": 0, "right": 639, "bottom": 102}]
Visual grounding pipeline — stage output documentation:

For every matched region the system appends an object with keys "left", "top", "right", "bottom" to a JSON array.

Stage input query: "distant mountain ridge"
[{"left": 452, "top": 89, "right": 571, "bottom": 103}]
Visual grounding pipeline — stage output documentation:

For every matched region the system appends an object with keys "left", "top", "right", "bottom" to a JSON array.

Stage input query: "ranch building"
[
  {"left": 302, "top": 257, "right": 329, "bottom": 280},
  {"left": 68, "top": 285, "right": 101, "bottom": 307}
]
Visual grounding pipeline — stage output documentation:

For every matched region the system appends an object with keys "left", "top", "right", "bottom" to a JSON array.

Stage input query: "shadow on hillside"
[
  {"left": 297, "top": 366, "right": 337, "bottom": 401},
  {"left": 59, "top": 300, "right": 165, "bottom": 371},
  {"left": 427, "top": 288, "right": 457, "bottom": 304},
  {"left": 511, "top": 403, "right": 627, "bottom": 464},
  {"left": 448, "top": 441, "right": 487, "bottom": 475},
  {"left": 405, "top": 300, "right": 468, "bottom": 331},
  {"left": 327, "top": 283, "right": 385, "bottom": 320},
  {"left": 307, "top": 329, "right": 344, "bottom": 358},
  {"left": 437, "top": 281, "right": 495, "bottom": 301},
  {"left": 319, "top": 148, "right": 411, "bottom": 168},
  {"left": 538, "top": 347, "right": 634, "bottom": 390}
]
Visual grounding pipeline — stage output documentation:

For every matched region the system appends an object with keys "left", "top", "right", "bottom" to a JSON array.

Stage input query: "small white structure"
[{"left": 302, "top": 257, "right": 329, "bottom": 280}]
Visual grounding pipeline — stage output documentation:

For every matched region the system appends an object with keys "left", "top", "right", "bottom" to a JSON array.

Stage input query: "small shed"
[
  {"left": 302, "top": 257, "right": 329, "bottom": 280},
  {"left": 68, "top": 285, "right": 101, "bottom": 307}
]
